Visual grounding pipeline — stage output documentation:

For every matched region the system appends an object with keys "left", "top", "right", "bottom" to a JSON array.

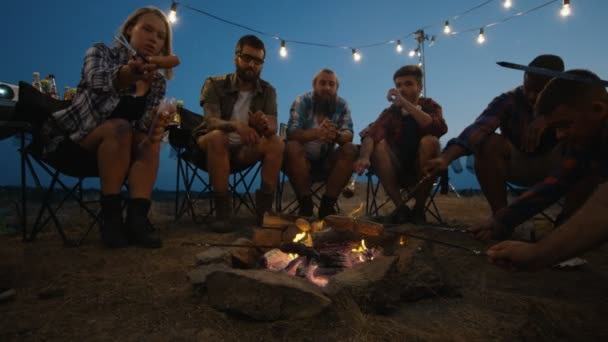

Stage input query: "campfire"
[{"left": 260, "top": 205, "right": 384, "bottom": 287}]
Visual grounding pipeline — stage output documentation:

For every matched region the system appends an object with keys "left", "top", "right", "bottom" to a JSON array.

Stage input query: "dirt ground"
[{"left": 1, "top": 190, "right": 608, "bottom": 341}]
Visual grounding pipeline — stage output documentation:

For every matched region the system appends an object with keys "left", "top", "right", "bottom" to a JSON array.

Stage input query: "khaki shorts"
[{"left": 507, "top": 142, "right": 562, "bottom": 187}]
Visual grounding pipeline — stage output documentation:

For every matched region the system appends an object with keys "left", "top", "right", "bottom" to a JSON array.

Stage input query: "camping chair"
[
  {"left": 275, "top": 167, "right": 341, "bottom": 216},
  {"left": 168, "top": 107, "right": 261, "bottom": 222},
  {"left": 364, "top": 169, "right": 449, "bottom": 224},
  {"left": 14, "top": 82, "right": 103, "bottom": 246}
]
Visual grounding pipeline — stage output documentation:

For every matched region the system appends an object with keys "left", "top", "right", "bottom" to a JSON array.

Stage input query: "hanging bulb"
[
  {"left": 396, "top": 40, "right": 403, "bottom": 53},
  {"left": 352, "top": 49, "right": 361, "bottom": 62},
  {"left": 443, "top": 20, "right": 451, "bottom": 34},
  {"left": 417, "top": 49, "right": 421, "bottom": 57},
  {"left": 477, "top": 28, "right": 486, "bottom": 44},
  {"left": 428, "top": 36, "right": 436, "bottom": 47},
  {"left": 418, "top": 61, "right": 423, "bottom": 67},
  {"left": 279, "top": 40, "right": 288, "bottom": 58},
  {"left": 168, "top": 2, "right": 178, "bottom": 24},
  {"left": 503, "top": 0, "right": 512, "bottom": 9},
  {"left": 408, "top": 49, "right": 416, "bottom": 58},
  {"left": 560, "top": 0, "right": 571, "bottom": 17}
]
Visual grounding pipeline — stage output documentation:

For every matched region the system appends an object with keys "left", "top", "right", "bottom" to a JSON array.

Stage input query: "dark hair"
[
  {"left": 235, "top": 35, "right": 266, "bottom": 58},
  {"left": 535, "top": 69, "right": 607, "bottom": 116},
  {"left": 393, "top": 65, "right": 423, "bottom": 85},
  {"left": 526, "top": 54, "right": 564, "bottom": 81}
]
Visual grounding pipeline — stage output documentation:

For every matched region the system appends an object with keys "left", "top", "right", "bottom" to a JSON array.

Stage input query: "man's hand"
[
  {"left": 487, "top": 240, "right": 543, "bottom": 271},
  {"left": 386, "top": 88, "right": 412, "bottom": 110},
  {"left": 424, "top": 156, "right": 449, "bottom": 177},
  {"left": 354, "top": 158, "right": 371, "bottom": 175},
  {"left": 248, "top": 111, "right": 270, "bottom": 136},
  {"left": 469, "top": 217, "right": 509, "bottom": 242},
  {"left": 235, "top": 121, "right": 260, "bottom": 146},
  {"left": 522, "top": 117, "right": 547, "bottom": 153},
  {"left": 319, "top": 119, "right": 338, "bottom": 143}
]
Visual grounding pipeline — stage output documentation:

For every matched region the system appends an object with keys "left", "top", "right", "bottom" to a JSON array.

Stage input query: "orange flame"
[{"left": 399, "top": 236, "right": 406, "bottom": 246}]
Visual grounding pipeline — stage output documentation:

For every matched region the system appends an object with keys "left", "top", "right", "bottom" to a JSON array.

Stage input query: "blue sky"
[{"left": 1, "top": 0, "right": 606, "bottom": 191}]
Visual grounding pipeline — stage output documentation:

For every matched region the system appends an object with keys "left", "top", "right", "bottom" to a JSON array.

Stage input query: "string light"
[
  {"left": 279, "top": 40, "right": 288, "bottom": 58},
  {"left": 175, "top": 0, "right": 571, "bottom": 62},
  {"left": 352, "top": 49, "right": 361, "bottom": 62},
  {"left": 560, "top": 0, "right": 571, "bottom": 17},
  {"left": 168, "top": 2, "right": 178, "bottom": 24},
  {"left": 477, "top": 28, "right": 486, "bottom": 44},
  {"left": 396, "top": 40, "right": 403, "bottom": 53},
  {"left": 443, "top": 20, "right": 451, "bottom": 34}
]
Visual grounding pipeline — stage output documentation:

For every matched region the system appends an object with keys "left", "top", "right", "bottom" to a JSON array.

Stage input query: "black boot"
[
  {"left": 298, "top": 195, "right": 314, "bottom": 217},
  {"left": 209, "top": 192, "right": 236, "bottom": 233},
  {"left": 125, "top": 198, "right": 162, "bottom": 249},
  {"left": 100, "top": 194, "right": 128, "bottom": 248},
  {"left": 318, "top": 195, "right": 338, "bottom": 219},
  {"left": 255, "top": 189, "right": 275, "bottom": 226}
]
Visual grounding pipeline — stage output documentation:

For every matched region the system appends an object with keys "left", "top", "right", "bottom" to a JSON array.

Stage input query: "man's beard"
[
  {"left": 313, "top": 92, "right": 338, "bottom": 115},
  {"left": 236, "top": 65, "right": 260, "bottom": 83}
]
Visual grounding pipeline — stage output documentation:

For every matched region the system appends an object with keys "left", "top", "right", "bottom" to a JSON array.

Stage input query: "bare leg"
[
  {"left": 78, "top": 119, "right": 132, "bottom": 195},
  {"left": 474, "top": 134, "right": 511, "bottom": 214},
  {"left": 413, "top": 135, "right": 440, "bottom": 214},
  {"left": 236, "top": 134, "right": 284, "bottom": 192},
  {"left": 127, "top": 131, "right": 162, "bottom": 199},
  {"left": 371, "top": 139, "right": 402, "bottom": 206},
  {"left": 197, "top": 130, "right": 231, "bottom": 193},
  {"left": 285, "top": 141, "right": 312, "bottom": 198},
  {"left": 325, "top": 142, "right": 357, "bottom": 198}
]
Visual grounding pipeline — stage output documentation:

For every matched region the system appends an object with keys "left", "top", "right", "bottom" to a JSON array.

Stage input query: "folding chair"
[
  {"left": 168, "top": 108, "right": 261, "bottom": 222},
  {"left": 275, "top": 167, "right": 342, "bottom": 216},
  {"left": 14, "top": 82, "right": 103, "bottom": 246},
  {"left": 365, "top": 169, "right": 447, "bottom": 224}
]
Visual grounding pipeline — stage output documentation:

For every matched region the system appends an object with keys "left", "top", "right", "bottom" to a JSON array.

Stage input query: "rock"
[
  {"left": 323, "top": 256, "right": 400, "bottom": 314},
  {"left": 395, "top": 240, "right": 457, "bottom": 302},
  {"left": 229, "top": 238, "right": 260, "bottom": 268},
  {"left": 195, "top": 248, "right": 231, "bottom": 266},
  {"left": 207, "top": 269, "right": 332, "bottom": 321},
  {"left": 188, "top": 264, "right": 231, "bottom": 292}
]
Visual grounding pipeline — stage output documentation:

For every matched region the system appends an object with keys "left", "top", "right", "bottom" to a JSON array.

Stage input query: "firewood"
[
  {"left": 262, "top": 214, "right": 295, "bottom": 229},
  {"left": 323, "top": 215, "right": 384, "bottom": 237}
]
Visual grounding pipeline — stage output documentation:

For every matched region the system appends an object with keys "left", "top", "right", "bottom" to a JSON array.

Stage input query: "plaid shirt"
[
  {"left": 192, "top": 73, "right": 277, "bottom": 139},
  {"left": 287, "top": 91, "right": 353, "bottom": 133},
  {"left": 495, "top": 122, "right": 608, "bottom": 229},
  {"left": 362, "top": 97, "right": 446, "bottom": 147},
  {"left": 42, "top": 42, "right": 166, "bottom": 153},
  {"left": 446, "top": 86, "right": 556, "bottom": 155}
]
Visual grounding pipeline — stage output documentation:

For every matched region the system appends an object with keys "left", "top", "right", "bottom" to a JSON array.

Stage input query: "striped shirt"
[{"left": 42, "top": 42, "right": 166, "bottom": 153}]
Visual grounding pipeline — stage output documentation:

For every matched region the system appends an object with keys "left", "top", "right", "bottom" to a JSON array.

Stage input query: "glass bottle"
[{"left": 32, "top": 72, "right": 43, "bottom": 92}]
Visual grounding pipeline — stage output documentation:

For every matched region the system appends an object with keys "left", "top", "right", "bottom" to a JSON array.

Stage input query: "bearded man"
[
  {"left": 285, "top": 68, "right": 357, "bottom": 219},
  {"left": 192, "top": 35, "right": 284, "bottom": 231}
]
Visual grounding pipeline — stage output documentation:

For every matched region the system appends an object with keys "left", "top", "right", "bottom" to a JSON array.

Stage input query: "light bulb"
[
  {"left": 503, "top": 0, "right": 512, "bottom": 9},
  {"left": 560, "top": 0, "right": 571, "bottom": 17},
  {"left": 279, "top": 40, "right": 288, "bottom": 58},
  {"left": 477, "top": 28, "right": 486, "bottom": 44},
  {"left": 408, "top": 49, "right": 416, "bottom": 58},
  {"left": 443, "top": 20, "right": 451, "bottom": 34},
  {"left": 168, "top": 2, "right": 177, "bottom": 24},
  {"left": 396, "top": 40, "right": 403, "bottom": 53},
  {"left": 352, "top": 49, "right": 361, "bottom": 62}
]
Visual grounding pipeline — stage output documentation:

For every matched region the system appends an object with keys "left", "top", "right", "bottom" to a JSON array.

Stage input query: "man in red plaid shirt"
[{"left": 355, "top": 65, "right": 447, "bottom": 223}]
